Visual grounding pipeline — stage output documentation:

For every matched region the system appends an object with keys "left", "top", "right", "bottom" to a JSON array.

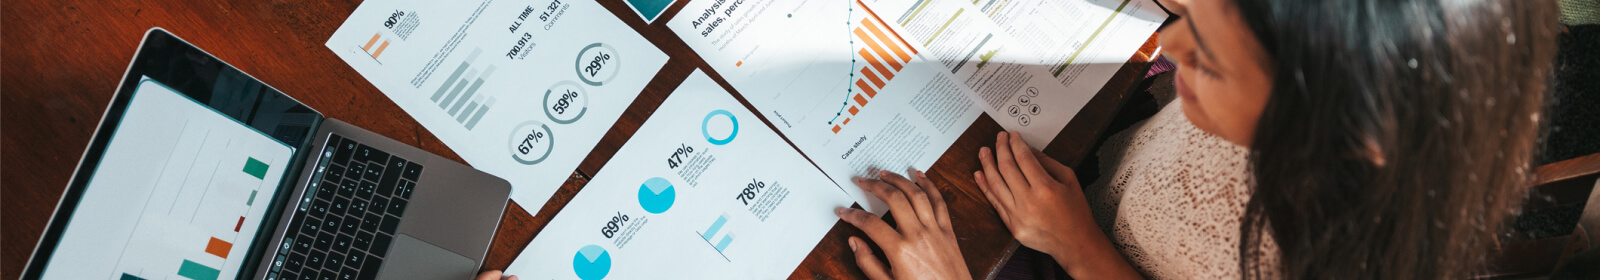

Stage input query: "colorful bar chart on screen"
[
  {"left": 38, "top": 78, "right": 293, "bottom": 279},
  {"left": 178, "top": 260, "right": 222, "bottom": 280}
]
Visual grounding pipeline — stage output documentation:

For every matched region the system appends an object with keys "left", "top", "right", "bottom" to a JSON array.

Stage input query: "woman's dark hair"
[{"left": 1233, "top": 0, "right": 1560, "bottom": 278}]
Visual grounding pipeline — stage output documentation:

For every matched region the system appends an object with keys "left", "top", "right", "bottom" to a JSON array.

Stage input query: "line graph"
[{"left": 830, "top": 0, "right": 918, "bottom": 134}]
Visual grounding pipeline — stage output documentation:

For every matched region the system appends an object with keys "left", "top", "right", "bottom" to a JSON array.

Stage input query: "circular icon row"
[
  {"left": 1007, "top": 87, "right": 1043, "bottom": 126},
  {"left": 510, "top": 43, "right": 622, "bottom": 165}
]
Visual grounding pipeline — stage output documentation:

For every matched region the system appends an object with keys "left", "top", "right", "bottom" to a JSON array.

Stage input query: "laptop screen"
[{"left": 40, "top": 77, "right": 296, "bottom": 280}]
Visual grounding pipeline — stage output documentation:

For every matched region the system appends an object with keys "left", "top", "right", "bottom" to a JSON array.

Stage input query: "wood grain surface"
[{"left": 0, "top": 0, "right": 1159, "bottom": 279}]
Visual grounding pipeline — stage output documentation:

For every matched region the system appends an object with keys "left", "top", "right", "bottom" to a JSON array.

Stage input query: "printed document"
[
  {"left": 504, "top": 70, "right": 854, "bottom": 279},
  {"left": 667, "top": 0, "right": 1163, "bottom": 212},
  {"left": 326, "top": 0, "right": 670, "bottom": 212}
]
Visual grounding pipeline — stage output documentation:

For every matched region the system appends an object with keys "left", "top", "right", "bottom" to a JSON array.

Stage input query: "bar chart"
[
  {"left": 429, "top": 48, "right": 498, "bottom": 130},
  {"left": 43, "top": 79, "right": 292, "bottom": 280},
  {"left": 696, "top": 213, "right": 737, "bottom": 262},
  {"left": 833, "top": 3, "right": 919, "bottom": 134}
]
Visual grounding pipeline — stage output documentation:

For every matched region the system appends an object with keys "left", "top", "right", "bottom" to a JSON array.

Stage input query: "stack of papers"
[{"left": 325, "top": 0, "right": 1164, "bottom": 278}]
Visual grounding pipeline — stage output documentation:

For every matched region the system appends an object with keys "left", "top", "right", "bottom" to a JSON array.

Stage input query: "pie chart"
[
  {"left": 638, "top": 177, "right": 675, "bottom": 214},
  {"left": 572, "top": 245, "right": 611, "bottom": 280}
]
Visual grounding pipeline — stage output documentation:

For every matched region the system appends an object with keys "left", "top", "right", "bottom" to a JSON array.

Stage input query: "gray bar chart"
[{"left": 429, "top": 48, "right": 497, "bottom": 130}]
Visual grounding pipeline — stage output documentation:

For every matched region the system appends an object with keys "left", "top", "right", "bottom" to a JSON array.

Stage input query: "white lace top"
[{"left": 1084, "top": 97, "right": 1280, "bottom": 279}]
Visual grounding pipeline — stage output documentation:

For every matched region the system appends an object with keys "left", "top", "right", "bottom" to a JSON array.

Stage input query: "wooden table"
[{"left": 0, "top": 0, "right": 1159, "bottom": 279}]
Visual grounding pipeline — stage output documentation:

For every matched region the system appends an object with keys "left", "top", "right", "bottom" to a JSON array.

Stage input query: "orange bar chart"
[
  {"left": 204, "top": 237, "right": 232, "bottom": 259},
  {"left": 833, "top": 0, "right": 921, "bottom": 134}
]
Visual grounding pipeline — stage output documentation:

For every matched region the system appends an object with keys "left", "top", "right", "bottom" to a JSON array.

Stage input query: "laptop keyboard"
[{"left": 266, "top": 133, "right": 422, "bottom": 280}]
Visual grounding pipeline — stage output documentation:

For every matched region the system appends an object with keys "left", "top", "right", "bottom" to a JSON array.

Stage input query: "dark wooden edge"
[
  {"left": 1481, "top": 153, "right": 1600, "bottom": 278},
  {"left": 1534, "top": 153, "right": 1600, "bottom": 188}
]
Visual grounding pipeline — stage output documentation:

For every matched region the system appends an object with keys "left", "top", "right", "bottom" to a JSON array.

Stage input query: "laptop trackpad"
[{"left": 376, "top": 234, "right": 476, "bottom": 280}]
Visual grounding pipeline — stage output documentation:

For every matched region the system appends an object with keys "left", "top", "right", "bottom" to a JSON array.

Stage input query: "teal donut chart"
[{"left": 701, "top": 109, "right": 738, "bottom": 145}]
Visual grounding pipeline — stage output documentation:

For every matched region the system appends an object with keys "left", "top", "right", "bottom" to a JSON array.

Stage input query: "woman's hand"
[
  {"left": 475, "top": 270, "right": 516, "bottom": 280},
  {"left": 975, "top": 131, "right": 1139, "bottom": 279},
  {"left": 837, "top": 169, "right": 972, "bottom": 280}
]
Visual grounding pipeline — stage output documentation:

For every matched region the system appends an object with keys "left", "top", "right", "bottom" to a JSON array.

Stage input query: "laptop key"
[
  {"left": 357, "top": 255, "right": 382, "bottom": 280},
  {"left": 379, "top": 215, "right": 399, "bottom": 234},
  {"left": 318, "top": 270, "right": 334, "bottom": 280},
  {"left": 330, "top": 196, "right": 349, "bottom": 217},
  {"left": 353, "top": 231, "right": 373, "bottom": 251},
  {"left": 360, "top": 213, "right": 380, "bottom": 232},
  {"left": 317, "top": 182, "right": 337, "bottom": 201},
  {"left": 371, "top": 233, "right": 393, "bottom": 256},
  {"left": 362, "top": 162, "right": 382, "bottom": 182},
  {"left": 350, "top": 198, "right": 368, "bottom": 214},
  {"left": 294, "top": 235, "right": 315, "bottom": 254},
  {"left": 334, "top": 234, "right": 352, "bottom": 251},
  {"left": 307, "top": 250, "right": 326, "bottom": 271},
  {"left": 337, "top": 180, "right": 357, "bottom": 198},
  {"left": 355, "top": 144, "right": 389, "bottom": 163},
  {"left": 379, "top": 158, "right": 404, "bottom": 190},
  {"left": 301, "top": 216, "right": 322, "bottom": 236},
  {"left": 315, "top": 232, "right": 334, "bottom": 251},
  {"left": 324, "top": 216, "right": 340, "bottom": 232},
  {"left": 340, "top": 215, "right": 360, "bottom": 235},
  {"left": 335, "top": 138, "right": 356, "bottom": 164},
  {"left": 345, "top": 252, "right": 365, "bottom": 269},
  {"left": 287, "top": 253, "right": 306, "bottom": 271},
  {"left": 368, "top": 197, "right": 388, "bottom": 217},
  {"left": 325, "top": 251, "right": 344, "bottom": 270},
  {"left": 357, "top": 182, "right": 376, "bottom": 201},
  {"left": 325, "top": 164, "right": 344, "bottom": 184},
  {"left": 316, "top": 181, "right": 338, "bottom": 202},
  {"left": 399, "top": 181, "right": 415, "bottom": 199},
  {"left": 310, "top": 200, "right": 329, "bottom": 219},
  {"left": 387, "top": 198, "right": 407, "bottom": 216},
  {"left": 375, "top": 179, "right": 397, "bottom": 199},
  {"left": 344, "top": 164, "right": 364, "bottom": 182},
  {"left": 401, "top": 162, "right": 422, "bottom": 181},
  {"left": 339, "top": 267, "right": 357, "bottom": 280}
]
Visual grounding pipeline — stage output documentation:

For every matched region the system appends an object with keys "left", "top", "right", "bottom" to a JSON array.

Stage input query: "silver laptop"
[{"left": 21, "top": 28, "right": 511, "bottom": 280}]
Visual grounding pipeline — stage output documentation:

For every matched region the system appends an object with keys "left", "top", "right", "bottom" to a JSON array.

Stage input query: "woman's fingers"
[
  {"left": 912, "top": 170, "right": 952, "bottom": 230},
  {"left": 1032, "top": 149, "right": 1078, "bottom": 185},
  {"left": 878, "top": 170, "right": 939, "bottom": 229},
  {"left": 993, "top": 132, "right": 1033, "bottom": 193},
  {"left": 475, "top": 270, "right": 505, "bottom": 280},
  {"left": 973, "top": 169, "right": 1011, "bottom": 224},
  {"left": 837, "top": 207, "right": 903, "bottom": 247},
  {"left": 973, "top": 171, "right": 1013, "bottom": 224},
  {"left": 977, "top": 147, "right": 1017, "bottom": 212},
  {"left": 849, "top": 236, "right": 894, "bottom": 280},
  {"left": 1007, "top": 131, "right": 1057, "bottom": 188},
  {"left": 855, "top": 176, "right": 922, "bottom": 231}
]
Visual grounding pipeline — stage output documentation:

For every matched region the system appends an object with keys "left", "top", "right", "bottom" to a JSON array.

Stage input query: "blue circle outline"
[{"left": 701, "top": 109, "right": 738, "bottom": 145}]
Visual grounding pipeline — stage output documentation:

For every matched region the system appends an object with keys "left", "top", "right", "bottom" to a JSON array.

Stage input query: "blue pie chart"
[
  {"left": 638, "top": 177, "right": 675, "bottom": 214},
  {"left": 572, "top": 245, "right": 611, "bottom": 280}
]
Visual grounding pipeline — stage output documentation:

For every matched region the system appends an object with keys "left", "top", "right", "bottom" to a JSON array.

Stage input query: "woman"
[{"left": 839, "top": 0, "right": 1560, "bottom": 278}]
